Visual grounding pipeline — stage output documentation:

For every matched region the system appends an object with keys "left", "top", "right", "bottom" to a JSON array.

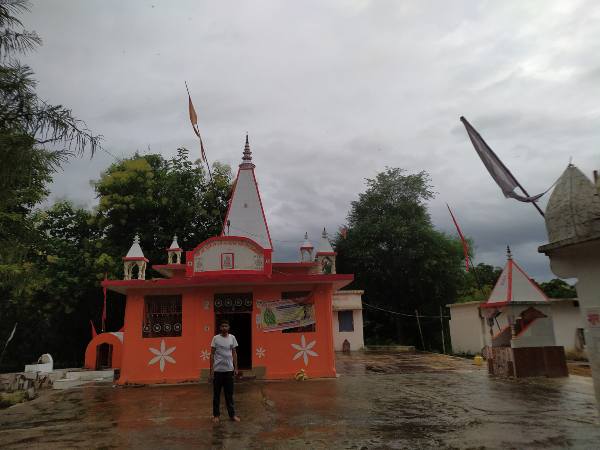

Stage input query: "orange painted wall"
[{"left": 115, "top": 284, "right": 336, "bottom": 385}]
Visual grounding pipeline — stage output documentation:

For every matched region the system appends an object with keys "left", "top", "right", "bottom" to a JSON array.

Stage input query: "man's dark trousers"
[{"left": 213, "top": 371, "right": 235, "bottom": 418}]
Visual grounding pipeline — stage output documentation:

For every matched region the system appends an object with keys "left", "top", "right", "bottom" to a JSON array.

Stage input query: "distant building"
[
  {"left": 452, "top": 247, "right": 568, "bottom": 377},
  {"left": 332, "top": 290, "right": 365, "bottom": 351},
  {"left": 448, "top": 298, "right": 584, "bottom": 356}
]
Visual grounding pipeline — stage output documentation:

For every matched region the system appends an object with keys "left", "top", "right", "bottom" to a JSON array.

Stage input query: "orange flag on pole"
[{"left": 185, "top": 82, "right": 208, "bottom": 164}]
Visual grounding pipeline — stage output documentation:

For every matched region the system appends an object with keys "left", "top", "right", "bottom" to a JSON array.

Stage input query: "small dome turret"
[
  {"left": 167, "top": 235, "right": 183, "bottom": 264},
  {"left": 300, "top": 232, "right": 314, "bottom": 262},
  {"left": 123, "top": 234, "right": 149, "bottom": 280}
]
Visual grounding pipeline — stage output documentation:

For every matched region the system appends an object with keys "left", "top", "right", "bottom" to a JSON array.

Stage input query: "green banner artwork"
[{"left": 257, "top": 299, "right": 316, "bottom": 332}]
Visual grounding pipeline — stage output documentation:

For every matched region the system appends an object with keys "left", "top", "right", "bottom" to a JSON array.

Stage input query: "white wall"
[
  {"left": 448, "top": 299, "right": 586, "bottom": 355},
  {"left": 551, "top": 300, "right": 585, "bottom": 352},
  {"left": 193, "top": 239, "right": 264, "bottom": 272},
  {"left": 332, "top": 290, "right": 364, "bottom": 351},
  {"left": 447, "top": 302, "right": 485, "bottom": 355}
]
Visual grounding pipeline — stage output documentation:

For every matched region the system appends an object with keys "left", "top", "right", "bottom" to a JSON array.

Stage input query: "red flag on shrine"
[
  {"left": 446, "top": 204, "right": 470, "bottom": 271},
  {"left": 102, "top": 273, "right": 107, "bottom": 332}
]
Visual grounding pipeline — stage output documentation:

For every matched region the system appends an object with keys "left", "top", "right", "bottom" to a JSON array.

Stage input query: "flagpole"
[
  {"left": 185, "top": 81, "right": 214, "bottom": 184},
  {"left": 184, "top": 82, "right": 224, "bottom": 232},
  {"left": 0, "top": 323, "right": 17, "bottom": 366},
  {"left": 513, "top": 179, "right": 545, "bottom": 218},
  {"left": 446, "top": 203, "right": 483, "bottom": 291}
]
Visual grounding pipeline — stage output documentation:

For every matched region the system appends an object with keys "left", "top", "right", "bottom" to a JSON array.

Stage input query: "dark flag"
[{"left": 460, "top": 117, "right": 545, "bottom": 209}]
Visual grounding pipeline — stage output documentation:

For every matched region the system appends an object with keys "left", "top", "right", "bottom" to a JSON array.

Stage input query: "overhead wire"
[{"left": 363, "top": 302, "right": 450, "bottom": 319}]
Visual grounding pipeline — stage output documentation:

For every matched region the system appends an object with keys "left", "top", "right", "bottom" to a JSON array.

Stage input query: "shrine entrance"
[
  {"left": 96, "top": 343, "right": 113, "bottom": 369},
  {"left": 214, "top": 293, "right": 253, "bottom": 370}
]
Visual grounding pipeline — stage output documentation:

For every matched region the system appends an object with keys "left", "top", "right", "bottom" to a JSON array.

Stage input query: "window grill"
[{"left": 142, "top": 295, "right": 182, "bottom": 338}]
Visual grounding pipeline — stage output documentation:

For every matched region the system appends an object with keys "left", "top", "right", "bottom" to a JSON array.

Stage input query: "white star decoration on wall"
[
  {"left": 256, "top": 347, "right": 266, "bottom": 358},
  {"left": 148, "top": 339, "right": 176, "bottom": 372},
  {"left": 200, "top": 349, "right": 211, "bottom": 361},
  {"left": 291, "top": 335, "right": 318, "bottom": 366}
]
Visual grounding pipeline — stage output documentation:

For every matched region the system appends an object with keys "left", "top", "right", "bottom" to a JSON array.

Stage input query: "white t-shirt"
[{"left": 211, "top": 334, "right": 238, "bottom": 372}]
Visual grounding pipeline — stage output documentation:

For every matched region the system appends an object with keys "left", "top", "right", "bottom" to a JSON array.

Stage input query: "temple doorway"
[
  {"left": 96, "top": 343, "right": 113, "bottom": 369},
  {"left": 215, "top": 312, "right": 252, "bottom": 369},
  {"left": 214, "top": 293, "right": 253, "bottom": 370}
]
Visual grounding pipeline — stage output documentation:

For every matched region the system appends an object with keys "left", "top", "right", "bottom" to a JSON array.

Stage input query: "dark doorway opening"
[
  {"left": 215, "top": 313, "right": 252, "bottom": 369},
  {"left": 96, "top": 343, "right": 113, "bottom": 369}
]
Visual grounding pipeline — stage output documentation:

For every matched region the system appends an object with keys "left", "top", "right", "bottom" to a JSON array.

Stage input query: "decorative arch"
[
  {"left": 185, "top": 235, "right": 272, "bottom": 275},
  {"left": 84, "top": 332, "right": 124, "bottom": 370}
]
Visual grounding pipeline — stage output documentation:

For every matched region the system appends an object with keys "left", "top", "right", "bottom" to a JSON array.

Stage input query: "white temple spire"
[
  {"left": 222, "top": 135, "right": 272, "bottom": 249},
  {"left": 484, "top": 247, "right": 547, "bottom": 307}
]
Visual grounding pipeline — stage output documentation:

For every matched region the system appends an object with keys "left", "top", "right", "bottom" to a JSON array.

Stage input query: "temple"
[
  {"left": 483, "top": 247, "right": 568, "bottom": 378},
  {"left": 85, "top": 137, "right": 362, "bottom": 384}
]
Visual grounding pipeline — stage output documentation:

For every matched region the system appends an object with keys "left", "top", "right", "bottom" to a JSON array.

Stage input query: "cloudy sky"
[{"left": 23, "top": 0, "right": 600, "bottom": 280}]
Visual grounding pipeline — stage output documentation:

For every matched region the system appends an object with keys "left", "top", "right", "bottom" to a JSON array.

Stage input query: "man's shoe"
[
  {"left": 230, "top": 416, "right": 241, "bottom": 422},
  {"left": 212, "top": 416, "right": 220, "bottom": 424}
]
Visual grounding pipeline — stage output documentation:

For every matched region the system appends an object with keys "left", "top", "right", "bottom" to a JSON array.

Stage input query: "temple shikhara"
[{"left": 85, "top": 137, "right": 364, "bottom": 384}]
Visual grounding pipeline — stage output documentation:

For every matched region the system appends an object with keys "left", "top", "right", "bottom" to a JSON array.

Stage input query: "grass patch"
[{"left": 0, "top": 391, "right": 27, "bottom": 409}]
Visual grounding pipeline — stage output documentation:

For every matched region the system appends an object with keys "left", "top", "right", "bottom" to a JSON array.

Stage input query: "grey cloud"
[{"left": 22, "top": 0, "right": 600, "bottom": 281}]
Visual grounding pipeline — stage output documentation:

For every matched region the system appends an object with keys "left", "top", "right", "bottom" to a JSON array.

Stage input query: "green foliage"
[
  {"left": 0, "top": 1, "right": 102, "bottom": 369},
  {"left": 539, "top": 278, "right": 577, "bottom": 299},
  {"left": 0, "top": 0, "right": 41, "bottom": 57},
  {"left": 335, "top": 168, "right": 465, "bottom": 349},
  {"left": 455, "top": 263, "right": 502, "bottom": 303},
  {"left": 0, "top": 201, "right": 104, "bottom": 369},
  {"left": 93, "top": 149, "right": 231, "bottom": 275},
  {"left": 1, "top": 152, "right": 231, "bottom": 370},
  {"left": 0, "top": 1, "right": 100, "bottom": 165}
]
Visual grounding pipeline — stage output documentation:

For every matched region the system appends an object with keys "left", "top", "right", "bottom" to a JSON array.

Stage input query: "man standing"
[{"left": 210, "top": 320, "right": 240, "bottom": 423}]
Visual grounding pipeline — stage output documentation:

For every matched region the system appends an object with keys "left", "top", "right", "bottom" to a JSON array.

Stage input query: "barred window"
[{"left": 142, "top": 295, "right": 182, "bottom": 338}]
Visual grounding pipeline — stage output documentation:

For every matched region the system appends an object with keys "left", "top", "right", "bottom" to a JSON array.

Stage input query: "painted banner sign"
[{"left": 257, "top": 299, "right": 315, "bottom": 332}]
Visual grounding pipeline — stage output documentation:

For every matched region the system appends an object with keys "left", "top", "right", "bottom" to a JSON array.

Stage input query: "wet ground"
[{"left": 1, "top": 352, "right": 599, "bottom": 449}]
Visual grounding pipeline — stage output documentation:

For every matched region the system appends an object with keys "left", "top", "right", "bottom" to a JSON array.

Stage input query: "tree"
[
  {"left": 334, "top": 168, "right": 465, "bottom": 349},
  {"left": 0, "top": 0, "right": 101, "bottom": 369},
  {"left": 539, "top": 278, "right": 577, "bottom": 299},
  {"left": 456, "top": 263, "right": 502, "bottom": 303},
  {"left": 93, "top": 149, "right": 232, "bottom": 276},
  {"left": 0, "top": 201, "right": 106, "bottom": 369}
]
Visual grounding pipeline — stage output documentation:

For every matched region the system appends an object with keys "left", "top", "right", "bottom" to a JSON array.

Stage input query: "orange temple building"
[{"left": 84, "top": 137, "right": 355, "bottom": 384}]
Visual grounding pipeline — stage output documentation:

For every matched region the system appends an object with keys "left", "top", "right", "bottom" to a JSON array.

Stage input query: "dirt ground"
[
  {"left": 1, "top": 351, "right": 599, "bottom": 449},
  {"left": 568, "top": 362, "right": 592, "bottom": 377}
]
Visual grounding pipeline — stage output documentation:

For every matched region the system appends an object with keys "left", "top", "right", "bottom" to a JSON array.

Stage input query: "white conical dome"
[
  {"left": 222, "top": 135, "right": 272, "bottom": 249},
  {"left": 168, "top": 235, "right": 181, "bottom": 250},
  {"left": 316, "top": 228, "right": 335, "bottom": 254},
  {"left": 125, "top": 234, "right": 146, "bottom": 259},
  {"left": 300, "top": 232, "right": 314, "bottom": 250}
]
